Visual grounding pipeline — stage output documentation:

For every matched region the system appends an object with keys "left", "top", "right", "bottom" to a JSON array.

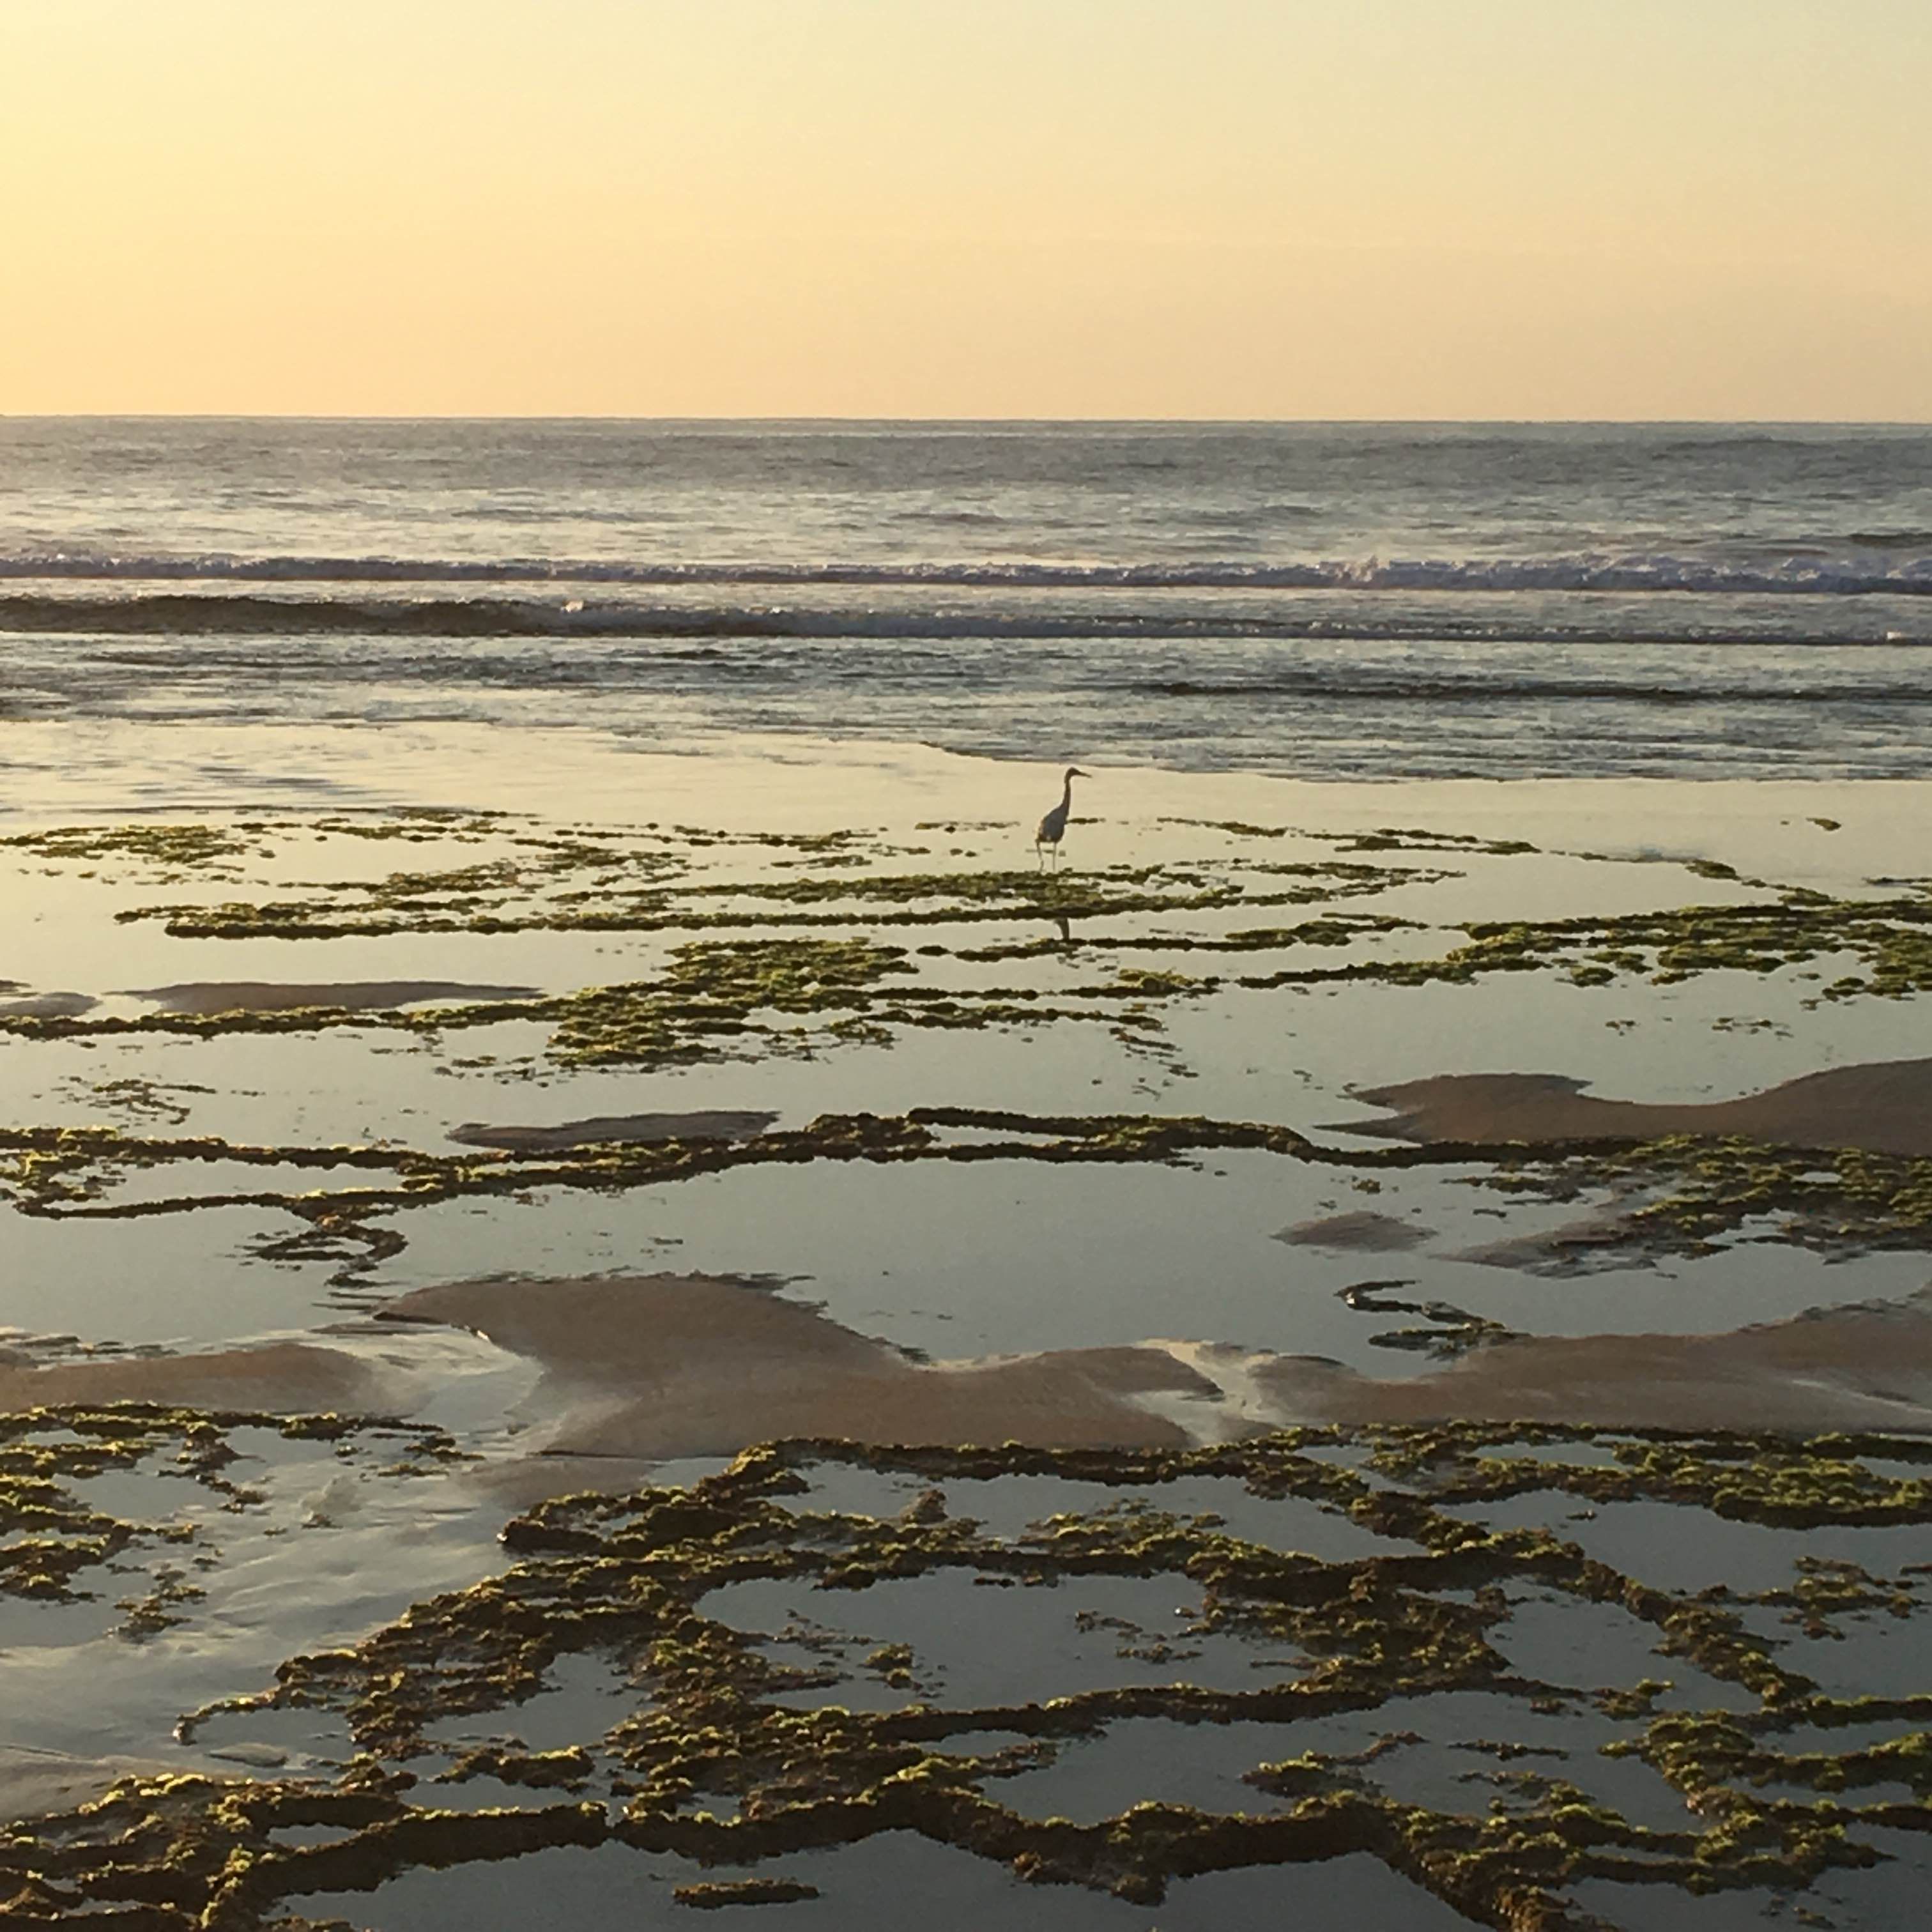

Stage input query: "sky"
[{"left": 3, "top": 0, "right": 1928, "bottom": 419}]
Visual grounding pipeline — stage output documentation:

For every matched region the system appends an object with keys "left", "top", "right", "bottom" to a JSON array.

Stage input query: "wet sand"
[
  {"left": 1255, "top": 1291, "right": 1932, "bottom": 1434},
  {"left": 1351, "top": 1057, "right": 1932, "bottom": 1158},
  {"left": 12, "top": 1271, "right": 1930, "bottom": 1455},
  {"left": 382, "top": 1275, "right": 1215, "bottom": 1454},
  {"left": 0, "top": 990, "right": 95, "bottom": 1019},
  {"left": 365, "top": 1271, "right": 1932, "bottom": 1452},
  {"left": 13, "top": 1264, "right": 1920, "bottom": 1458},
  {"left": 0, "top": 1339, "right": 395, "bottom": 1414},
  {"left": 448, "top": 1110, "right": 779, "bottom": 1153},
  {"left": 128, "top": 979, "right": 539, "bottom": 1016},
  {"left": 1274, "top": 1209, "right": 1432, "bottom": 1252},
  {"left": 0, "top": 1749, "right": 190, "bottom": 1824}
]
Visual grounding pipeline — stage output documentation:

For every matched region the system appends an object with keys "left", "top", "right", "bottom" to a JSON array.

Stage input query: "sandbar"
[
  {"left": 448, "top": 1110, "right": 779, "bottom": 1153},
  {"left": 379, "top": 1270, "right": 1932, "bottom": 1454},
  {"left": 1254, "top": 1291, "right": 1932, "bottom": 1434},
  {"left": 0, "top": 990, "right": 96, "bottom": 1019},
  {"left": 126, "top": 979, "right": 539, "bottom": 1016},
  {"left": 0, "top": 1749, "right": 192, "bottom": 1827},
  {"left": 1350, "top": 1057, "right": 1932, "bottom": 1157},
  {"left": 381, "top": 1273, "right": 1219, "bottom": 1455},
  {"left": 1274, "top": 1209, "right": 1432, "bottom": 1252},
  {"left": 0, "top": 1340, "right": 395, "bottom": 1414}
]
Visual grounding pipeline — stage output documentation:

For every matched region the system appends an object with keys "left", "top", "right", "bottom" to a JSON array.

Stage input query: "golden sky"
[{"left": 3, "top": 0, "right": 1928, "bottom": 418}]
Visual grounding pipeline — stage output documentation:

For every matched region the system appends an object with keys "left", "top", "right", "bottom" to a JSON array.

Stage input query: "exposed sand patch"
[
  {"left": 448, "top": 1110, "right": 779, "bottom": 1154},
  {"left": 1273, "top": 1209, "right": 1433, "bottom": 1252},
  {"left": 6, "top": 1276, "right": 1926, "bottom": 1455},
  {"left": 381, "top": 1274, "right": 1221, "bottom": 1456},
  {"left": 1252, "top": 1291, "right": 1932, "bottom": 1434},
  {"left": 1449, "top": 1210, "right": 1650, "bottom": 1274},
  {"left": 0, "top": 990, "right": 96, "bottom": 1019},
  {"left": 125, "top": 980, "right": 539, "bottom": 1016},
  {"left": 0, "top": 1340, "right": 395, "bottom": 1413},
  {"left": 0, "top": 1749, "right": 193, "bottom": 1826},
  {"left": 1349, "top": 1058, "right": 1932, "bottom": 1157},
  {"left": 375, "top": 1271, "right": 1932, "bottom": 1453}
]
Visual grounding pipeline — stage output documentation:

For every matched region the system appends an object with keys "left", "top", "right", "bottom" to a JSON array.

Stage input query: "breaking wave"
[
  {"left": 1131, "top": 675, "right": 1932, "bottom": 705},
  {"left": 3, "top": 549, "right": 1930, "bottom": 595},
  {"left": 0, "top": 591, "right": 1924, "bottom": 650}
]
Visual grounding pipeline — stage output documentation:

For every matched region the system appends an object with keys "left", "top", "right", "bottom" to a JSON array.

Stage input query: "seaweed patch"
[
  {"left": 0, "top": 1406, "right": 441, "bottom": 1607},
  {"left": 3, "top": 1425, "right": 1926, "bottom": 1928}
]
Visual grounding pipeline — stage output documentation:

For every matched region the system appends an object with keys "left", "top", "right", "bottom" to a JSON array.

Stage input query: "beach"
[{"left": 4, "top": 422, "right": 1932, "bottom": 1927}]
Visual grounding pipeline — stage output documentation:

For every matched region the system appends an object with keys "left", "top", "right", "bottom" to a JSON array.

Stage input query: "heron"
[{"left": 1035, "top": 767, "right": 1088, "bottom": 869}]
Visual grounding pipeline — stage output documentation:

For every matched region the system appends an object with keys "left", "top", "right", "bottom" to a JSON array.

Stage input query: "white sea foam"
[{"left": 2, "top": 548, "right": 1931, "bottom": 595}]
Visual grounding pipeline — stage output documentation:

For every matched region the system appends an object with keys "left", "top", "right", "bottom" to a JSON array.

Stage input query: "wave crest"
[
  {"left": 3, "top": 549, "right": 1929, "bottom": 596},
  {"left": 2, "top": 591, "right": 1924, "bottom": 648}
]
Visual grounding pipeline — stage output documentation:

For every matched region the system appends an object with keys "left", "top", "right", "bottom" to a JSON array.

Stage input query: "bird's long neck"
[{"left": 1061, "top": 773, "right": 1075, "bottom": 811}]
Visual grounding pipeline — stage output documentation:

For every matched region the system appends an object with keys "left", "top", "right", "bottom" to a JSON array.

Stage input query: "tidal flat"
[{"left": 3, "top": 737, "right": 1931, "bottom": 1929}]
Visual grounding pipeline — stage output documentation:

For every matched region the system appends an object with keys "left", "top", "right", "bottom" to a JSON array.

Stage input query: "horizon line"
[{"left": 3, "top": 412, "right": 1929, "bottom": 429}]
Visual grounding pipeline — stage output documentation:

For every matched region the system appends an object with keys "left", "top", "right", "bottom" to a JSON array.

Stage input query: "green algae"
[
  {"left": 15, "top": 1103, "right": 1929, "bottom": 1301},
  {"left": 1319, "top": 826, "right": 1540, "bottom": 857},
  {"left": 1225, "top": 893, "right": 1932, "bottom": 1000},
  {"left": 675, "top": 1877, "right": 821, "bottom": 1907},
  {"left": 14, "top": 812, "right": 1928, "bottom": 1097},
  {"left": 1480, "top": 1133, "right": 1932, "bottom": 1259},
  {"left": 0, "top": 1407, "right": 440, "bottom": 1609},
  {"left": 17, "top": 814, "right": 1929, "bottom": 1026},
  {"left": 1375, "top": 1423, "right": 1932, "bottom": 1531},
  {"left": 0, "top": 1412, "right": 206, "bottom": 1603},
  {"left": 954, "top": 909, "right": 1422, "bottom": 965},
  {"left": 52, "top": 1077, "right": 216, "bottom": 1129},
  {"left": 0, "top": 823, "right": 256, "bottom": 877},
  {"left": 0, "top": 1423, "right": 1906, "bottom": 1928},
  {"left": 435, "top": 1744, "right": 595, "bottom": 1792},
  {"left": 5, "top": 1105, "right": 1344, "bottom": 1248},
  {"left": 0, "top": 929, "right": 1235, "bottom": 1067},
  {"left": 116, "top": 1567, "right": 208, "bottom": 1642},
  {"left": 1337, "top": 1280, "right": 1518, "bottom": 1360},
  {"left": 543, "top": 938, "right": 914, "bottom": 1066},
  {"left": 1159, "top": 818, "right": 1534, "bottom": 857},
  {"left": 113, "top": 855, "right": 1415, "bottom": 944}
]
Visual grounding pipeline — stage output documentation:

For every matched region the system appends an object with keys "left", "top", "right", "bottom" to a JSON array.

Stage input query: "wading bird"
[{"left": 1035, "top": 767, "right": 1088, "bottom": 868}]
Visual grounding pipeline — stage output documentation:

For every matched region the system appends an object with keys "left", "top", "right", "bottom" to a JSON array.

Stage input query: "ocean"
[{"left": 1, "top": 417, "right": 1929, "bottom": 781}]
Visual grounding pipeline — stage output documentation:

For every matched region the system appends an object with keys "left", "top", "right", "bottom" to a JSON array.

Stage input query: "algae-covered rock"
[{"left": 0, "top": 1424, "right": 1893, "bottom": 1929}]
